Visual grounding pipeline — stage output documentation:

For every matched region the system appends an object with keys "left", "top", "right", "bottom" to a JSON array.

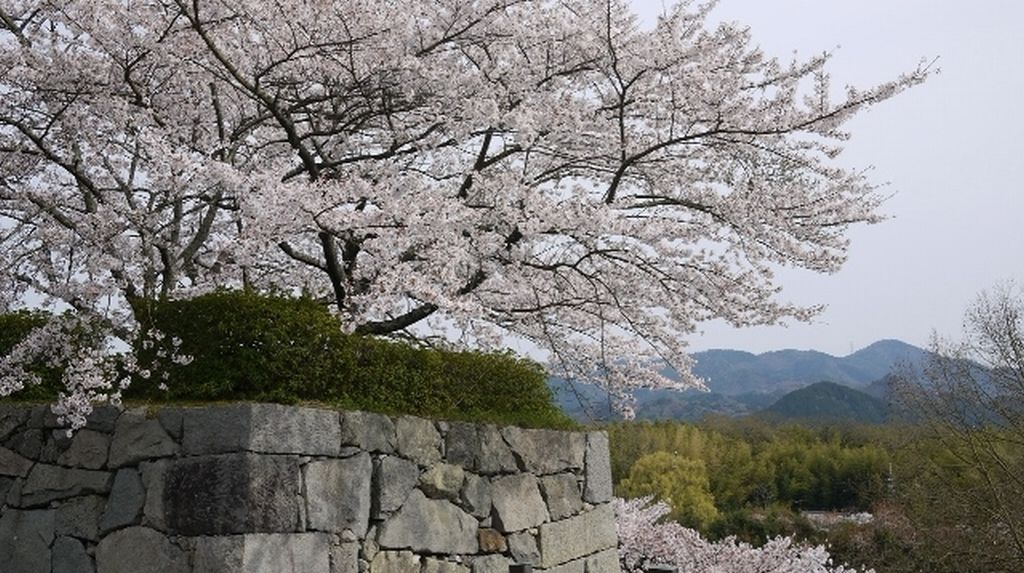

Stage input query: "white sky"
[{"left": 630, "top": 0, "right": 1024, "bottom": 355}]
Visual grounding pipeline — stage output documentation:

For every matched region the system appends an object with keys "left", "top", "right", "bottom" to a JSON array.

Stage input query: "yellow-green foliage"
[{"left": 619, "top": 451, "right": 719, "bottom": 529}]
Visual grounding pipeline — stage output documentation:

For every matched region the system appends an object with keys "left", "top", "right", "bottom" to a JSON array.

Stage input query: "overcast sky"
[{"left": 629, "top": 1, "right": 1024, "bottom": 356}]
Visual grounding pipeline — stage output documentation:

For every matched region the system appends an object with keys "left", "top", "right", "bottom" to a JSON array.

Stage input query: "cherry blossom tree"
[
  {"left": 615, "top": 496, "right": 870, "bottom": 573},
  {"left": 0, "top": 0, "right": 929, "bottom": 425}
]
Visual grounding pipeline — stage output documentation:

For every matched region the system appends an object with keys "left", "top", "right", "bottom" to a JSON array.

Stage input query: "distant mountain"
[
  {"left": 687, "top": 339, "right": 928, "bottom": 396},
  {"left": 761, "top": 381, "right": 890, "bottom": 424},
  {"left": 550, "top": 339, "right": 929, "bottom": 422}
]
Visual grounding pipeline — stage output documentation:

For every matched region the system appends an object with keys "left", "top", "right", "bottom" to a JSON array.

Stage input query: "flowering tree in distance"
[{"left": 0, "top": 0, "right": 929, "bottom": 425}]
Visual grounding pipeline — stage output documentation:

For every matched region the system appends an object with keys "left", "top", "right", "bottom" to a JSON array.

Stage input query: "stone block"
[
  {"left": 20, "top": 463, "right": 112, "bottom": 506},
  {"left": 502, "top": 428, "right": 585, "bottom": 475},
  {"left": 395, "top": 416, "right": 442, "bottom": 466},
  {"left": 537, "top": 505, "right": 617, "bottom": 568},
  {"left": 340, "top": 411, "right": 396, "bottom": 453},
  {"left": 373, "top": 456, "right": 420, "bottom": 519},
  {"left": 584, "top": 548, "right": 619, "bottom": 573},
  {"left": 459, "top": 473, "right": 492, "bottom": 518},
  {"left": 582, "top": 433, "right": 612, "bottom": 504},
  {"left": 182, "top": 404, "right": 341, "bottom": 456},
  {"left": 369, "top": 551, "right": 420, "bottom": 573},
  {"left": 108, "top": 411, "right": 178, "bottom": 468},
  {"left": 305, "top": 452, "right": 372, "bottom": 536},
  {"left": 538, "top": 557, "right": 585, "bottom": 573},
  {"left": 445, "top": 424, "right": 517, "bottom": 474},
  {"left": 539, "top": 473, "right": 583, "bottom": 520},
  {"left": 7, "top": 428, "right": 44, "bottom": 459},
  {"left": 0, "top": 405, "right": 28, "bottom": 441},
  {"left": 193, "top": 533, "right": 331, "bottom": 573},
  {"left": 99, "top": 468, "right": 145, "bottom": 533},
  {"left": 377, "top": 489, "right": 478, "bottom": 554},
  {"left": 478, "top": 528, "right": 508, "bottom": 553},
  {"left": 491, "top": 474, "right": 549, "bottom": 532},
  {"left": 155, "top": 408, "right": 185, "bottom": 440},
  {"left": 0, "top": 446, "right": 33, "bottom": 477},
  {"left": 508, "top": 531, "right": 540, "bottom": 565},
  {"left": 164, "top": 453, "right": 302, "bottom": 535},
  {"left": 56, "top": 495, "right": 105, "bottom": 541},
  {"left": 85, "top": 405, "right": 121, "bottom": 433},
  {"left": 0, "top": 508, "right": 55, "bottom": 573},
  {"left": 95, "top": 526, "right": 188, "bottom": 573},
  {"left": 52, "top": 536, "right": 94, "bottom": 573},
  {"left": 57, "top": 429, "right": 109, "bottom": 470},
  {"left": 471, "top": 554, "right": 511, "bottom": 573},
  {"left": 423, "top": 557, "right": 470, "bottom": 573},
  {"left": 419, "top": 463, "right": 464, "bottom": 501},
  {"left": 139, "top": 460, "right": 168, "bottom": 530},
  {"left": 331, "top": 541, "right": 360, "bottom": 573}
]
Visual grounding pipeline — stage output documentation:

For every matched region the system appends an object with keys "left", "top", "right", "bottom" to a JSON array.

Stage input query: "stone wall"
[{"left": 0, "top": 403, "right": 617, "bottom": 573}]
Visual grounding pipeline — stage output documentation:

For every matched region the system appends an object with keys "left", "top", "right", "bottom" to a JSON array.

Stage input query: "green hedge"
[{"left": 2, "top": 291, "right": 572, "bottom": 429}]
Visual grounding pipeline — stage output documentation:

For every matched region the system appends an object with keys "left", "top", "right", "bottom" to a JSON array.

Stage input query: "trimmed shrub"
[{"left": 125, "top": 290, "right": 573, "bottom": 428}]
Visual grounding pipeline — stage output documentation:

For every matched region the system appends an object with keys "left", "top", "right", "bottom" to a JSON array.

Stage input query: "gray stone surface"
[
  {"left": 194, "top": 533, "right": 331, "bottom": 573},
  {"left": 305, "top": 452, "right": 372, "bottom": 536},
  {"left": 502, "top": 427, "right": 585, "bottom": 475},
  {"left": 584, "top": 548, "right": 619, "bottom": 573},
  {"left": 0, "top": 509, "right": 55, "bottom": 573},
  {"left": 20, "top": 463, "right": 112, "bottom": 506},
  {"left": 508, "top": 532, "right": 541, "bottom": 565},
  {"left": 491, "top": 474, "right": 549, "bottom": 532},
  {"left": 155, "top": 408, "right": 184, "bottom": 440},
  {"left": 340, "top": 411, "right": 396, "bottom": 453},
  {"left": 84, "top": 406, "right": 121, "bottom": 433},
  {"left": 539, "top": 557, "right": 585, "bottom": 573},
  {"left": 180, "top": 404, "right": 251, "bottom": 454},
  {"left": 0, "top": 445, "right": 33, "bottom": 476},
  {"left": 373, "top": 456, "right": 420, "bottom": 518},
  {"left": 370, "top": 551, "right": 420, "bottom": 573},
  {"left": 331, "top": 541, "right": 360, "bottom": 573},
  {"left": 95, "top": 526, "right": 188, "bottom": 573},
  {"left": 39, "top": 430, "right": 72, "bottom": 463},
  {"left": 138, "top": 460, "right": 168, "bottom": 530},
  {"left": 423, "top": 558, "right": 470, "bottom": 573},
  {"left": 419, "top": 463, "right": 464, "bottom": 500},
  {"left": 182, "top": 404, "right": 341, "bottom": 456},
  {"left": 57, "top": 429, "right": 109, "bottom": 470},
  {"left": 583, "top": 433, "right": 612, "bottom": 504},
  {"left": 52, "top": 536, "right": 94, "bottom": 573},
  {"left": 0, "top": 405, "right": 28, "bottom": 441},
  {"left": 100, "top": 468, "right": 145, "bottom": 533},
  {"left": 55, "top": 495, "right": 105, "bottom": 541},
  {"left": 395, "top": 416, "right": 442, "bottom": 466},
  {"left": 478, "top": 528, "right": 507, "bottom": 553},
  {"left": 378, "top": 489, "right": 479, "bottom": 554},
  {"left": 445, "top": 424, "right": 518, "bottom": 474},
  {"left": 539, "top": 474, "right": 583, "bottom": 520},
  {"left": 164, "top": 453, "right": 302, "bottom": 535},
  {"left": 108, "top": 411, "right": 178, "bottom": 467},
  {"left": 472, "top": 554, "right": 511, "bottom": 573},
  {"left": 537, "top": 505, "right": 617, "bottom": 568},
  {"left": 7, "top": 428, "right": 44, "bottom": 459},
  {"left": 459, "top": 473, "right": 492, "bottom": 518}
]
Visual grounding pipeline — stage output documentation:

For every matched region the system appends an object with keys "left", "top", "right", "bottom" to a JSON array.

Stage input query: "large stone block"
[
  {"left": 108, "top": 410, "right": 178, "bottom": 468},
  {"left": 419, "top": 463, "right": 464, "bottom": 501},
  {"left": 395, "top": 416, "right": 442, "bottom": 466},
  {"left": 181, "top": 404, "right": 341, "bottom": 456},
  {"left": 539, "top": 474, "right": 583, "bottom": 520},
  {"left": 459, "top": 473, "right": 492, "bottom": 518},
  {"left": 583, "top": 432, "right": 612, "bottom": 504},
  {"left": 471, "top": 554, "right": 511, "bottom": 573},
  {"left": 445, "top": 424, "right": 517, "bottom": 474},
  {"left": 0, "top": 446, "right": 33, "bottom": 477},
  {"left": 52, "top": 536, "right": 94, "bottom": 573},
  {"left": 0, "top": 509, "right": 55, "bottom": 573},
  {"left": 501, "top": 428, "right": 585, "bottom": 475},
  {"left": 537, "top": 505, "right": 617, "bottom": 568},
  {"left": 0, "top": 405, "right": 28, "bottom": 441},
  {"left": 164, "top": 453, "right": 302, "bottom": 535},
  {"left": 377, "top": 489, "right": 479, "bottom": 554},
  {"left": 55, "top": 495, "right": 105, "bottom": 541},
  {"left": 95, "top": 526, "right": 188, "bottom": 573},
  {"left": 139, "top": 460, "right": 168, "bottom": 530},
  {"left": 19, "top": 464, "right": 112, "bottom": 506},
  {"left": 584, "top": 548, "right": 619, "bottom": 573},
  {"left": 491, "top": 474, "right": 549, "bottom": 532},
  {"left": 373, "top": 456, "right": 420, "bottom": 519},
  {"left": 305, "top": 452, "right": 372, "bottom": 536},
  {"left": 508, "top": 532, "right": 540, "bottom": 565},
  {"left": 193, "top": 533, "right": 332, "bottom": 573},
  {"left": 340, "top": 411, "right": 396, "bottom": 453},
  {"left": 369, "top": 551, "right": 420, "bottom": 573},
  {"left": 99, "top": 468, "right": 145, "bottom": 533},
  {"left": 57, "top": 429, "right": 109, "bottom": 470}
]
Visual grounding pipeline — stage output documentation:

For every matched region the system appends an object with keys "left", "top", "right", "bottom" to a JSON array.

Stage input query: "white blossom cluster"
[
  {"left": 0, "top": 0, "right": 930, "bottom": 425},
  {"left": 615, "top": 497, "right": 870, "bottom": 573}
]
